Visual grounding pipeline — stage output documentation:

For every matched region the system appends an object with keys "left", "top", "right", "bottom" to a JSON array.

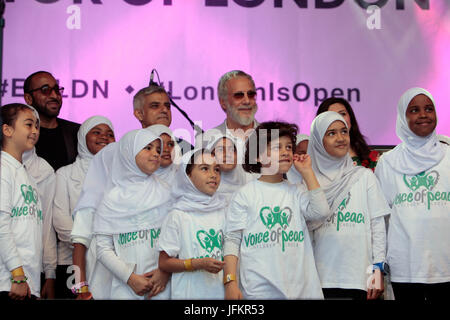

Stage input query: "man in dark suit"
[{"left": 24, "top": 71, "right": 80, "bottom": 171}]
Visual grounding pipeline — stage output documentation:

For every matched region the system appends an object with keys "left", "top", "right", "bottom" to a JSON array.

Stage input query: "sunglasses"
[
  {"left": 233, "top": 90, "right": 257, "bottom": 99},
  {"left": 28, "top": 84, "right": 64, "bottom": 96}
]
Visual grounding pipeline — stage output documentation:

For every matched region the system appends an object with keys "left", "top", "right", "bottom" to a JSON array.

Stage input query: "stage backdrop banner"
[{"left": 2, "top": 0, "right": 449, "bottom": 145}]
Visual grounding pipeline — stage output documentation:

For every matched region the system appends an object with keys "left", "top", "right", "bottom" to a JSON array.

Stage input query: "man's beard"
[
  {"left": 227, "top": 103, "right": 257, "bottom": 127},
  {"left": 32, "top": 100, "right": 61, "bottom": 119}
]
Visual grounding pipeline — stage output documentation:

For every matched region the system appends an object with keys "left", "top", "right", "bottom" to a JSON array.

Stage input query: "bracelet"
[
  {"left": 373, "top": 262, "right": 389, "bottom": 275},
  {"left": 79, "top": 291, "right": 93, "bottom": 300},
  {"left": 184, "top": 259, "right": 194, "bottom": 271},
  {"left": 71, "top": 281, "right": 89, "bottom": 294},
  {"left": 11, "top": 267, "right": 25, "bottom": 278},
  {"left": 10, "top": 276, "right": 28, "bottom": 284}
]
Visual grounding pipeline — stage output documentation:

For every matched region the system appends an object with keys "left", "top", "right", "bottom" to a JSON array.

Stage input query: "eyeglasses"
[
  {"left": 233, "top": 90, "right": 257, "bottom": 100},
  {"left": 27, "top": 84, "right": 64, "bottom": 96}
]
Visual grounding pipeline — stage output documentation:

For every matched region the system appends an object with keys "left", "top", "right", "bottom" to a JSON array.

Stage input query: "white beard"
[{"left": 226, "top": 103, "right": 258, "bottom": 126}]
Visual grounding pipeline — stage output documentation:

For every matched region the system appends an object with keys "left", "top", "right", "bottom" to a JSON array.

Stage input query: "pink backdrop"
[{"left": 3, "top": 0, "right": 449, "bottom": 145}]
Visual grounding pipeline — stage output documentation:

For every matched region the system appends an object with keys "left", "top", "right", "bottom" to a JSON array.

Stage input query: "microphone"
[
  {"left": 148, "top": 68, "right": 204, "bottom": 135},
  {"left": 149, "top": 69, "right": 156, "bottom": 86}
]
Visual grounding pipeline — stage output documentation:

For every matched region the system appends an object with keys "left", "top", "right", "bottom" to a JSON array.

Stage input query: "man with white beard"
[{"left": 196, "top": 70, "right": 260, "bottom": 183}]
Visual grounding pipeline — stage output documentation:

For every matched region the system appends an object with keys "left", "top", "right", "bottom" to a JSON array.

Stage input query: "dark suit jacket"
[{"left": 57, "top": 118, "right": 80, "bottom": 165}]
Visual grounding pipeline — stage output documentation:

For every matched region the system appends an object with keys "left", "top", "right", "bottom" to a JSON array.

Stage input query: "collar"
[
  {"left": 1, "top": 151, "right": 23, "bottom": 169},
  {"left": 224, "top": 119, "right": 259, "bottom": 141}
]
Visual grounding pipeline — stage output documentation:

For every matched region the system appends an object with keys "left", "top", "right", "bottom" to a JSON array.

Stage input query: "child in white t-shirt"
[
  {"left": 70, "top": 142, "right": 117, "bottom": 300},
  {"left": 92, "top": 129, "right": 171, "bottom": 299},
  {"left": 23, "top": 147, "right": 57, "bottom": 299},
  {"left": 53, "top": 115, "right": 115, "bottom": 299},
  {"left": 158, "top": 149, "right": 228, "bottom": 299},
  {"left": 0, "top": 103, "right": 43, "bottom": 300},
  {"left": 223, "top": 121, "right": 330, "bottom": 300},
  {"left": 307, "top": 111, "right": 390, "bottom": 300},
  {"left": 375, "top": 88, "right": 449, "bottom": 301}
]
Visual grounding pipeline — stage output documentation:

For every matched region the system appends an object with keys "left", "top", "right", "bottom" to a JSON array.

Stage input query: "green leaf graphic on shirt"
[
  {"left": 196, "top": 229, "right": 223, "bottom": 253},
  {"left": 336, "top": 192, "right": 351, "bottom": 212},
  {"left": 403, "top": 170, "right": 439, "bottom": 192},
  {"left": 259, "top": 206, "right": 292, "bottom": 230},
  {"left": 20, "top": 184, "right": 38, "bottom": 205}
]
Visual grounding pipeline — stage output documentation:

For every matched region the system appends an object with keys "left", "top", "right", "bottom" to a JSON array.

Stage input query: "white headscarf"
[
  {"left": 203, "top": 132, "right": 246, "bottom": 197},
  {"left": 22, "top": 105, "right": 54, "bottom": 183},
  {"left": 286, "top": 134, "right": 310, "bottom": 184},
  {"left": 71, "top": 116, "right": 114, "bottom": 182},
  {"left": 72, "top": 142, "right": 117, "bottom": 215},
  {"left": 296, "top": 134, "right": 310, "bottom": 145},
  {"left": 145, "top": 124, "right": 182, "bottom": 185},
  {"left": 93, "top": 129, "right": 171, "bottom": 235},
  {"left": 382, "top": 87, "right": 445, "bottom": 175},
  {"left": 170, "top": 149, "right": 227, "bottom": 213},
  {"left": 307, "top": 111, "right": 366, "bottom": 213}
]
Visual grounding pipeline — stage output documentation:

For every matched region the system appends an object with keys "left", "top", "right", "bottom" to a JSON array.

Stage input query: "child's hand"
[
  {"left": 367, "top": 270, "right": 384, "bottom": 300},
  {"left": 193, "top": 258, "right": 225, "bottom": 274},
  {"left": 9, "top": 277, "right": 31, "bottom": 300},
  {"left": 127, "top": 273, "right": 153, "bottom": 296},
  {"left": 293, "top": 154, "right": 312, "bottom": 174},
  {"left": 225, "top": 281, "right": 243, "bottom": 300},
  {"left": 40, "top": 278, "right": 55, "bottom": 299},
  {"left": 144, "top": 269, "right": 171, "bottom": 298}
]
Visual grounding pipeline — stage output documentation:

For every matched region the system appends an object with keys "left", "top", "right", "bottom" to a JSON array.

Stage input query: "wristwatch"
[
  {"left": 223, "top": 273, "right": 236, "bottom": 285},
  {"left": 373, "top": 262, "right": 389, "bottom": 275}
]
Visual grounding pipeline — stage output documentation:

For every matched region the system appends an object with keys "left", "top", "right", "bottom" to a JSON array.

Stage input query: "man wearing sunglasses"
[
  {"left": 24, "top": 71, "right": 80, "bottom": 172},
  {"left": 196, "top": 70, "right": 260, "bottom": 182}
]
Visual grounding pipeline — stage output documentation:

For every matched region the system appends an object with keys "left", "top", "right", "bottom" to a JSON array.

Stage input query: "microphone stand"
[
  {"left": 168, "top": 97, "right": 204, "bottom": 136},
  {"left": 149, "top": 69, "right": 204, "bottom": 136}
]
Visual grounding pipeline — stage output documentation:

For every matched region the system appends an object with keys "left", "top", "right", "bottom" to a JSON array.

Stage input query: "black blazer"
[{"left": 57, "top": 117, "right": 80, "bottom": 165}]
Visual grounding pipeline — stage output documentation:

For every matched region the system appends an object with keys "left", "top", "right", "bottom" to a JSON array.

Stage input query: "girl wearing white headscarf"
[
  {"left": 93, "top": 129, "right": 171, "bottom": 300},
  {"left": 203, "top": 132, "right": 246, "bottom": 204},
  {"left": 146, "top": 124, "right": 182, "bottom": 186},
  {"left": 21, "top": 106, "right": 58, "bottom": 299},
  {"left": 52, "top": 115, "right": 115, "bottom": 299},
  {"left": 307, "top": 111, "right": 390, "bottom": 300},
  {"left": 375, "top": 88, "right": 449, "bottom": 301},
  {"left": 70, "top": 141, "right": 117, "bottom": 300},
  {"left": 286, "top": 134, "right": 310, "bottom": 184},
  {"left": 158, "top": 149, "right": 227, "bottom": 299}
]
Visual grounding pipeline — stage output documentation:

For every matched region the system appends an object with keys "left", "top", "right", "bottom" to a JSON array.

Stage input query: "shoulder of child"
[{"left": 55, "top": 163, "right": 72, "bottom": 177}]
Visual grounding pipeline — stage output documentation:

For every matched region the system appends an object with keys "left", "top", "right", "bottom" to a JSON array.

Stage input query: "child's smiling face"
[
  {"left": 135, "top": 139, "right": 161, "bottom": 175},
  {"left": 85, "top": 123, "right": 115, "bottom": 155},
  {"left": 258, "top": 135, "right": 294, "bottom": 175},
  {"left": 405, "top": 94, "right": 437, "bottom": 137},
  {"left": 322, "top": 120, "right": 350, "bottom": 158},
  {"left": 188, "top": 153, "right": 221, "bottom": 196},
  {"left": 4, "top": 108, "right": 39, "bottom": 153}
]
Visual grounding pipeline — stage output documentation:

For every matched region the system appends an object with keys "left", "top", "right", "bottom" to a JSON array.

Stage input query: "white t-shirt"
[
  {"left": 226, "top": 179, "right": 324, "bottom": 299},
  {"left": 96, "top": 206, "right": 170, "bottom": 300},
  {"left": 71, "top": 208, "right": 112, "bottom": 300},
  {"left": 53, "top": 163, "right": 83, "bottom": 265},
  {"left": 375, "top": 147, "right": 450, "bottom": 284},
  {"left": 24, "top": 157, "right": 57, "bottom": 279},
  {"left": 0, "top": 151, "right": 43, "bottom": 297},
  {"left": 311, "top": 169, "right": 390, "bottom": 291},
  {"left": 158, "top": 208, "right": 226, "bottom": 300}
]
